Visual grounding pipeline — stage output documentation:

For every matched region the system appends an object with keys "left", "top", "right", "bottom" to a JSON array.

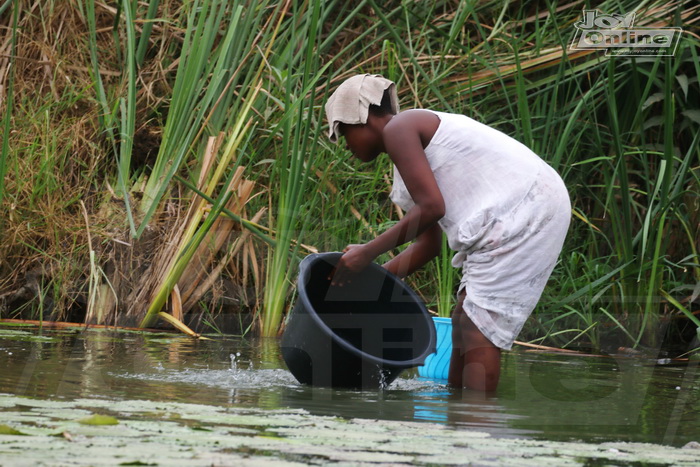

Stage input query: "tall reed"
[
  {"left": 260, "top": 0, "right": 328, "bottom": 337},
  {"left": 434, "top": 235, "right": 456, "bottom": 318},
  {"left": 137, "top": 0, "right": 245, "bottom": 236},
  {"left": 0, "top": 1, "right": 19, "bottom": 205},
  {"left": 84, "top": 0, "right": 137, "bottom": 236},
  {"left": 138, "top": 0, "right": 289, "bottom": 327}
]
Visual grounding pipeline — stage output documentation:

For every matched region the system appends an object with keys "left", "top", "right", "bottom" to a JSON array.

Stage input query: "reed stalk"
[
  {"left": 435, "top": 235, "right": 456, "bottom": 318},
  {"left": 119, "top": 0, "right": 137, "bottom": 237},
  {"left": 136, "top": 0, "right": 259, "bottom": 236},
  {"left": 138, "top": 0, "right": 290, "bottom": 328},
  {"left": 0, "top": 0, "right": 18, "bottom": 206},
  {"left": 135, "top": 0, "right": 160, "bottom": 67},
  {"left": 260, "top": 0, "right": 326, "bottom": 337}
]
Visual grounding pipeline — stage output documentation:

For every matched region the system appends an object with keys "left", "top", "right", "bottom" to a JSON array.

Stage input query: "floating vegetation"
[{"left": 1, "top": 393, "right": 699, "bottom": 466}]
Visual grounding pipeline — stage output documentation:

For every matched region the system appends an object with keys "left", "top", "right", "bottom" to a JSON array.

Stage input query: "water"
[{"left": 1, "top": 323, "right": 698, "bottom": 447}]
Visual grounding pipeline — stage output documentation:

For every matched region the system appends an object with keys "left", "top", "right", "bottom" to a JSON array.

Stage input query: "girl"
[{"left": 325, "top": 74, "right": 570, "bottom": 391}]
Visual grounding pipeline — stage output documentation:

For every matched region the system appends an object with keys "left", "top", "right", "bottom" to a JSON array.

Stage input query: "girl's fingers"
[
  {"left": 330, "top": 246, "right": 366, "bottom": 285},
  {"left": 329, "top": 260, "right": 353, "bottom": 287},
  {"left": 330, "top": 269, "right": 348, "bottom": 287}
]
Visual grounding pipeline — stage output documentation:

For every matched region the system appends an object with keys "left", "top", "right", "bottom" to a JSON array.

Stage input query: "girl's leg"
[
  {"left": 448, "top": 291, "right": 501, "bottom": 391},
  {"left": 448, "top": 300, "right": 465, "bottom": 387}
]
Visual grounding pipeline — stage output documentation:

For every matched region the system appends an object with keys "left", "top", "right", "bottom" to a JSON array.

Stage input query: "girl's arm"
[
  {"left": 331, "top": 112, "right": 445, "bottom": 285},
  {"left": 382, "top": 223, "right": 443, "bottom": 278}
]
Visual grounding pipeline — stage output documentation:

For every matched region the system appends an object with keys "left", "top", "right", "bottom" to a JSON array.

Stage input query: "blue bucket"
[{"left": 418, "top": 316, "right": 452, "bottom": 380}]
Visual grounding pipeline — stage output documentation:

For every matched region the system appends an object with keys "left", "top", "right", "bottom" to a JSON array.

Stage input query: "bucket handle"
[{"left": 298, "top": 252, "right": 342, "bottom": 278}]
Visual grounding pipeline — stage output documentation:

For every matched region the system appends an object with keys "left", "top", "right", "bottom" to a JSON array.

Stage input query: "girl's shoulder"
[
  {"left": 393, "top": 108, "right": 439, "bottom": 124},
  {"left": 385, "top": 109, "right": 440, "bottom": 147}
]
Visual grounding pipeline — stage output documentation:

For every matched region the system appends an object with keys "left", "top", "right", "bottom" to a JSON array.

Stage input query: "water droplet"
[{"left": 377, "top": 366, "right": 388, "bottom": 389}]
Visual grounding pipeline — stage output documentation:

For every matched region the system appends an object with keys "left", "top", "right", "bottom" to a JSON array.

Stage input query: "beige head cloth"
[{"left": 325, "top": 74, "right": 399, "bottom": 143}]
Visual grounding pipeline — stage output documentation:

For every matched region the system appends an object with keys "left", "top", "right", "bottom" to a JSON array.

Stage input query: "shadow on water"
[{"left": 1, "top": 324, "right": 698, "bottom": 447}]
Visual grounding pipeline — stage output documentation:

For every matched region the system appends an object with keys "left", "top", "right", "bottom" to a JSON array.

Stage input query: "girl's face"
[{"left": 339, "top": 123, "right": 382, "bottom": 163}]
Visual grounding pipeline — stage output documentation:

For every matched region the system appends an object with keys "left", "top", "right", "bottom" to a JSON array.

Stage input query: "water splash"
[
  {"left": 377, "top": 366, "right": 388, "bottom": 390},
  {"left": 115, "top": 367, "right": 297, "bottom": 390},
  {"left": 391, "top": 376, "right": 446, "bottom": 391}
]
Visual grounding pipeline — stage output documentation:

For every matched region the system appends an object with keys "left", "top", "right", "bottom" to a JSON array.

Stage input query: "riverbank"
[{"left": 1, "top": 0, "right": 698, "bottom": 348}]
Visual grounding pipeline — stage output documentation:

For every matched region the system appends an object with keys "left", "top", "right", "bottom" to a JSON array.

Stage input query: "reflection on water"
[{"left": 1, "top": 324, "right": 698, "bottom": 446}]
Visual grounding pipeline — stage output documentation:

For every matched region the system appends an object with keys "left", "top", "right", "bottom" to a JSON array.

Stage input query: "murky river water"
[{"left": 1, "top": 323, "right": 698, "bottom": 447}]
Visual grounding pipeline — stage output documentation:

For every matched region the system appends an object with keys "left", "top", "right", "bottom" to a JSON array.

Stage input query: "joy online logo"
[{"left": 570, "top": 10, "right": 682, "bottom": 56}]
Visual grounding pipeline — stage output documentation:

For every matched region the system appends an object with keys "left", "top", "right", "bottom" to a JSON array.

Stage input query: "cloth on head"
[{"left": 325, "top": 74, "right": 399, "bottom": 143}]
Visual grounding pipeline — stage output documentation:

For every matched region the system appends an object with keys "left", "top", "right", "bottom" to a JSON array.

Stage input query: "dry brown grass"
[{"left": 0, "top": 1, "right": 237, "bottom": 326}]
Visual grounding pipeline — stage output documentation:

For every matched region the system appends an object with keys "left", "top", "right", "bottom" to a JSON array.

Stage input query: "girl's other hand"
[{"left": 329, "top": 244, "right": 374, "bottom": 286}]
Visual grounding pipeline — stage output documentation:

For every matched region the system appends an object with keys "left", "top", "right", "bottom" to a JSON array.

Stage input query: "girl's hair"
[{"left": 368, "top": 89, "right": 397, "bottom": 117}]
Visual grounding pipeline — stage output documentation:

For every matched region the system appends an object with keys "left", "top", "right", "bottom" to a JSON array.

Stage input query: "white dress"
[{"left": 390, "top": 111, "right": 571, "bottom": 349}]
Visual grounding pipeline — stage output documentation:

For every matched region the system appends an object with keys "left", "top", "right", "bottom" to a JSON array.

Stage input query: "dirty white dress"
[{"left": 390, "top": 111, "right": 571, "bottom": 350}]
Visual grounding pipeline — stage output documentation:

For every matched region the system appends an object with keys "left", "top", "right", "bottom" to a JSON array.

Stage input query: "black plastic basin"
[{"left": 281, "top": 252, "right": 436, "bottom": 389}]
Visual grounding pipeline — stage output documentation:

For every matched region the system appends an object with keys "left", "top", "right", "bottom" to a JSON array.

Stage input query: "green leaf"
[
  {"left": 643, "top": 115, "right": 663, "bottom": 130},
  {"left": 78, "top": 414, "right": 119, "bottom": 426},
  {"left": 0, "top": 424, "right": 27, "bottom": 435},
  {"left": 681, "top": 110, "right": 700, "bottom": 125},
  {"left": 642, "top": 92, "right": 664, "bottom": 110},
  {"left": 676, "top": 74, "right": 688, "bottom": 99}
]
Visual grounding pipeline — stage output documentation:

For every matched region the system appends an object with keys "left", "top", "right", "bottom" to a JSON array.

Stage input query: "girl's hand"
[{"left": 330, "top": 244, "right": 375, "bottom": 286}]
